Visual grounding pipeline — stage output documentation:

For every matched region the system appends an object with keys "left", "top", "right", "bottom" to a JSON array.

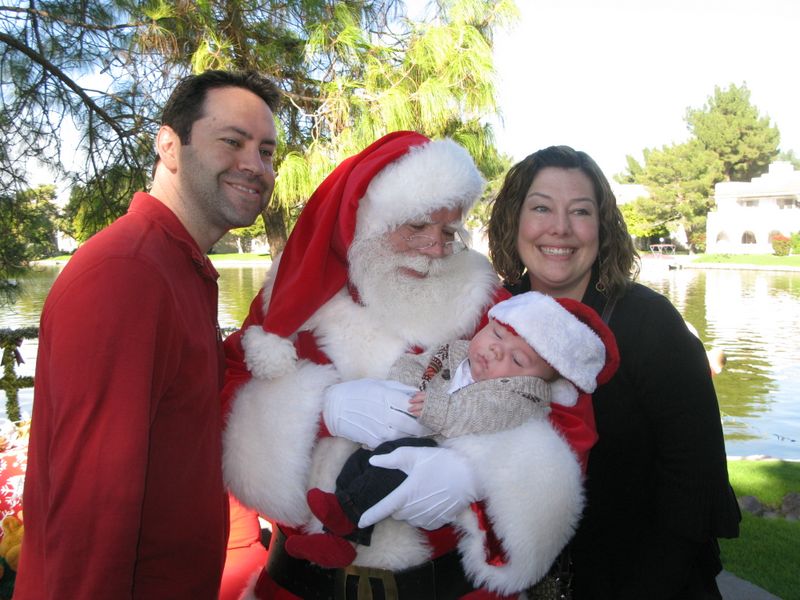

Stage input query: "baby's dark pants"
[{"left": 335, "top": 436, "right": 438, "bottom": 545}]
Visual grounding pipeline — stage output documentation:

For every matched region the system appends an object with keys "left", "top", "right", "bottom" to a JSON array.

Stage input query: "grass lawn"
[
  {"left": 692, "top": 253, "right": 800, "bottom": 267},
  {"left": 721, "top": 459, "right": 800, "bottom": 599}
]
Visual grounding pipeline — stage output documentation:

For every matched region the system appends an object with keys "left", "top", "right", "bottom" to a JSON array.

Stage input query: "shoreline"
[
  {"left": 35, "top": 255, "right": 800, "bottom": 272},
  {"left": 640, "top": 254, "right": 800, "bottom": 273},
  {"left": 31, "top": 258, "right": 273, "bottom": 269},
  {"left": 728, "top": 455, "right": 800, "bottom": 462}
]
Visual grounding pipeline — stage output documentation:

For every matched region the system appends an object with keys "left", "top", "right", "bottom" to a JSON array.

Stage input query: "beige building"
[{"left": 706, "top": 162, "right": 800, "bottom": 254}]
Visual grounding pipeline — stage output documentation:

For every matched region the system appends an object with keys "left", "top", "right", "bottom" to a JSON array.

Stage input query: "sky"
[
  {"left": 29, "top": 0, "right": 800, "bottom": 191},
  {"left": 489, "top": 0, "right": 800, "bottom": 179}
]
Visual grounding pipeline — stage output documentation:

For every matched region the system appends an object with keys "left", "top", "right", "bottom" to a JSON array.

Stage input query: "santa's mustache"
[
  {"left": 348, "top": 233, "right": 452, "bottom": 295},
  {"left": 392, "top": 251, "right": 447, "bottom": 278}
]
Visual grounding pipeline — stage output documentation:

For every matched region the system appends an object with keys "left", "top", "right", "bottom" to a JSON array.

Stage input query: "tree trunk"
[{"left": 262, "top": 203, "right": 287, "bottom": 258}]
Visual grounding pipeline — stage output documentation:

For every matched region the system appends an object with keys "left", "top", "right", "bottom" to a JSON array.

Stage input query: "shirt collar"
[
  {"left": 448, "top": 358, "right": 475, "bottom": 393},
  {"left": 128, "top": 192, "right": 219, "bottom": 281}
]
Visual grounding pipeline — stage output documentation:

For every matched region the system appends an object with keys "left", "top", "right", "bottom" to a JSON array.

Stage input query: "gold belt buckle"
[{"left": 335, "top": 563, "right": 399, "bottom": 600}]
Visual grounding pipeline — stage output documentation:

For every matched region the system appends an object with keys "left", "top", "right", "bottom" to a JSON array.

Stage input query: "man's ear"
[{"left": 155, "top": 125, "right": 181, "bottom": 172}]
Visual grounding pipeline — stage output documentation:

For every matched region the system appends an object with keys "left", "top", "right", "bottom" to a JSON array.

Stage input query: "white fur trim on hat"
[
  {"left": 488, "top": 292, "right": 605, "bottom": 393},
  {"left": 355, "top": 138, "right": 484, "bottom": 239},
  {"left": 241, "top": 325, "right": 298, "bottom": 379},
  {"left": 549, "top": 377, "right": 579, "bottom": 407}
]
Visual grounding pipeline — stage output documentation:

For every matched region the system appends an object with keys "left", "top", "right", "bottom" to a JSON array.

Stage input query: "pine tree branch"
[
  {"left": 0, "top": 32, "right": 128, "bottom": 139},
  {"left": 0, "top": 6, "right": 144, "bottom": 32}
]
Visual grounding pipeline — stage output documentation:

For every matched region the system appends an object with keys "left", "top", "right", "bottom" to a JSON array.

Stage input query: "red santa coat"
[{"left": 221, "top": 249, "right": 596, "bottom": 598}]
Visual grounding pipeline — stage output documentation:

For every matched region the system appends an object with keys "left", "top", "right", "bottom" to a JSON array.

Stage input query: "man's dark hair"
[{"left": 160, "top": 70, "right": 280, "bottom": 145}]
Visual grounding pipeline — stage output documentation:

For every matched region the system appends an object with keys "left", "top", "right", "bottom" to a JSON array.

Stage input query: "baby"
[{"left": 286, "top": 291, "right": 619, "bottom": 567}]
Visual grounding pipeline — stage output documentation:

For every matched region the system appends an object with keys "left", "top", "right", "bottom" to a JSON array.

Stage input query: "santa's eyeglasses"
[{"left": 401, "top": 231, "right": 467, "bottom": 255}]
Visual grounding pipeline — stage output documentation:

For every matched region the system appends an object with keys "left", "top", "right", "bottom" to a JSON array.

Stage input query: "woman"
[{"left": 487, "top": 146, "right": 740, "bottom": 599}]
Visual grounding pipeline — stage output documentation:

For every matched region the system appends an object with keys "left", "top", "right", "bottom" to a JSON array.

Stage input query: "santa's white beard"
[{"left": 347, "top": 235, "right": 464, "bottom": 346}]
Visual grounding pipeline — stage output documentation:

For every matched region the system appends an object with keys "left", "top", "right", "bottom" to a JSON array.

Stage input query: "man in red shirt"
[{"left": 16, "top": 70, "right": 279, "bottom": 599}]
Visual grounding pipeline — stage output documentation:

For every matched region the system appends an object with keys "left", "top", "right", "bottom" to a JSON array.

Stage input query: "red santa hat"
[
  {"left": 243, "top": 131, "right": 485, "bottom": 379},
  {"left": 488, "top": 292, "right": 620, "bottom": 406}
]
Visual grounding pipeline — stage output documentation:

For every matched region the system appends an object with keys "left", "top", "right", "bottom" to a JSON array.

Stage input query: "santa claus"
[{"left": 221, "top": 131, "right": 599, "bottom": 599}]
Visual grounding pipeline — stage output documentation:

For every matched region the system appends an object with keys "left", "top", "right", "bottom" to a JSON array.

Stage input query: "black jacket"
[{"left": 509, "top": 273, "right": 740, "bottom": 599}]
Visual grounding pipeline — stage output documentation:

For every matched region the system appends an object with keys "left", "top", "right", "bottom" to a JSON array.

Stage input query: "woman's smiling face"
[{"left": 516, "top": 167, "right": 600, "bottom": 300}]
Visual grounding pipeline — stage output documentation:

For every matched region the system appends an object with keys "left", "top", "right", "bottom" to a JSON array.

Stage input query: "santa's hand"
[
  {"left": 322, "top": 379, "right": 433, "bottom": 447},
  {"left": 358, "top": 446, "right": 482, "bottom": 530}
]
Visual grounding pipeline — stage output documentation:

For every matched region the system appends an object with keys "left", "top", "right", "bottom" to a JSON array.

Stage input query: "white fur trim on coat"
[
  {"left": 242, "top": 326, "right": 298, "bottom": 379},
  {"left": 355, "top": 139, "right": 485, "bottom": 239},
  {"left": 222, "top": 361, "right": 340, "bottom": 525},
  {"left": 447, "top": 421, "right": 584, "bottom": 595}
]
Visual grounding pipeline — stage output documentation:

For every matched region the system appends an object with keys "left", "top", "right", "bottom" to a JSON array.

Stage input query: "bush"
[
  {"left": 688, "top": 231, "right": 706, "bottom": 254},
  {"left": 791, "top": 232, "right": 800, "bottom": 255},
  {"left": 771, "top": 234, "right": 791, "bottom": 256}
]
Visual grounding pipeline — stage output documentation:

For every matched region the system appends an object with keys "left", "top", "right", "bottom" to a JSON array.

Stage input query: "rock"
[
  {"left": 735, "top": 488, "right": 800, "bottom": 521},
  {"left": 737, "top": 495, "right": 764, "bottom": 516},
  {"left": 781, "top": 492, "right": 800, "bottom": 519}
]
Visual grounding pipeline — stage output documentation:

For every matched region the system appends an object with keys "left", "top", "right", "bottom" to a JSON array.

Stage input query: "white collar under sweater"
[{"left": 448, "top": 358, "right": 475, "bottom": 394}]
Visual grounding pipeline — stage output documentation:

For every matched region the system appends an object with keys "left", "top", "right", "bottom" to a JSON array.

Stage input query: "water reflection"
[
  {"left": 217, "top": 263, "right": 270, "bottom": 330},
  {"left": 0, "top": 264, "right": 59, "bottom": 329},
  {"left": 0, "top": 263, "right": 270, "bottom": 422},
  {"left": 639, "top": 262, "right": 800, "bottom": 458},
  {"left": 1, "top": 263, "right": 270, "bottom": 332},
  {"left": 2, "top": 261, "right": 799, "bottom": 459}
]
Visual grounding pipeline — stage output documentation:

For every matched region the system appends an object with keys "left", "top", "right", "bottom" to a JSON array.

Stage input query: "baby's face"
[{"left": 468, "top": 319, "right": 558, "bottom": 382}]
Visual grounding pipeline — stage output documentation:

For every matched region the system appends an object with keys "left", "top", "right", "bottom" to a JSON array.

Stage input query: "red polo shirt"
[{"left": 16, "top": 193, "right": 229, "bottom": 599}]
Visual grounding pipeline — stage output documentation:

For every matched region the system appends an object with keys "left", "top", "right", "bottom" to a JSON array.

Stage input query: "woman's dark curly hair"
[{"left": 487, "top": 145, "right": 639, "bottom": 300}]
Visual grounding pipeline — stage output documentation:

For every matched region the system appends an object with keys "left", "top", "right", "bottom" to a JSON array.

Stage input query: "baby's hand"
[{"left": 409, "top": 392, "right": 426, "bottom": 417}]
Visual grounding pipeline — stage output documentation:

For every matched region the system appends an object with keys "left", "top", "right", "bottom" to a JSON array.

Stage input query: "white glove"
[
  {"left": 358, "top": 446, "right": 482, "bottom": 530},
  {"left": 322, "top": 378, "right": 433, "bottom": 447}
]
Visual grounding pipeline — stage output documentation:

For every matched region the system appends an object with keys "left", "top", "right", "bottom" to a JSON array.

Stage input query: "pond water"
[
  {"left": 0, "top": 262, "right": 271, "bottom": 332},
  {"left": 637, "top": 259, "right": 800, "bottom": 460},
  {"left": 0, "top": 262, "right": 270, "bottom": 426},
  {"left": 2, "top": 259, "right": 799, "bottom": 459}
]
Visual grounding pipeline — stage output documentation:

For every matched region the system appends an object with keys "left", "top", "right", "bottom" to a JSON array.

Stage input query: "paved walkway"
[{"left": 717, "top": 570, "right": 782, "bottom": 599}]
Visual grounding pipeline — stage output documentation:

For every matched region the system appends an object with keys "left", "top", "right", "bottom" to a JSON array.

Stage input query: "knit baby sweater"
[{"left": 388, "top": 340, "right": 552, "bottom": 439}]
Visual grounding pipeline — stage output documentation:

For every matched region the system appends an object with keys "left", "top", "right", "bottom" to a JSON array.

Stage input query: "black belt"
[{"left": 265, "top": 527, "right": 476, "bottom": 600}]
